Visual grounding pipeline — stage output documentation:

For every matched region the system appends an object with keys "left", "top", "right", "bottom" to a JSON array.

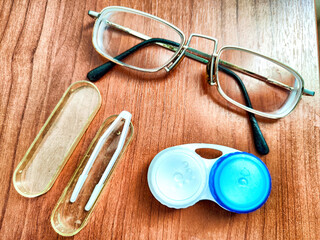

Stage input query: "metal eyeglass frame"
[
  {"left": 87, "top": 6, "right": 314, "bottom": 120},
  {"left": 86, "top": 6, "right": 316, "bottom": 154}
]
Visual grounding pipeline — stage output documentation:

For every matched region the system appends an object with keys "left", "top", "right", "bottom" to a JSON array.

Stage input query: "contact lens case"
[{"left": 147, "top": 144, "right": 271, "bottom": 213}]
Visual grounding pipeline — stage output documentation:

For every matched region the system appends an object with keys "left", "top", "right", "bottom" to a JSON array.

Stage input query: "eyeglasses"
[{"left": 86, "top": 6, "right": 315, "bottom": 154}]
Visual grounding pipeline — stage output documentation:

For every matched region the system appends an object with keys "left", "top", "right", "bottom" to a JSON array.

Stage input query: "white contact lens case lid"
[{"left": 147, "top": 143, "right": 238, "bottom": 209}]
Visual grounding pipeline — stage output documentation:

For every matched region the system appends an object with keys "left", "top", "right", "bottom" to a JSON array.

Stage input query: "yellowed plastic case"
[
  {"left": 51, "top": 115, "right": 134, "bottom": 236},
  {"left": 13, "top": 81, "right": 101, "bottom": 198}
]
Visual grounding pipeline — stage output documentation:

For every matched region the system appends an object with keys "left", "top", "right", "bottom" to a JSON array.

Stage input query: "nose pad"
[
  {"left": 206, "top": 61, "right": 216, "bottom": 86},
  {"left": 205, "top": 63, "right": 210, "bottom": 83}
]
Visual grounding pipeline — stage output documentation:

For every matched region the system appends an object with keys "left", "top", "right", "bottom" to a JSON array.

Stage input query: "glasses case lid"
[{"left": 13, "top": 81, "right": 101, "bottom": 198}]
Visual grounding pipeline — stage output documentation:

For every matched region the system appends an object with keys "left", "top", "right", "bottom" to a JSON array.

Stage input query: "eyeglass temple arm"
[
  {"left": 95, "top": 18, "right": 314, "bottom": 96},
  {"left": 218, "top": 60, "right": 315, "bottom": 96},
  {"left": 87, "top": 38, "right": 180, "bottom": 81},
  {"left": 215, "top": 65, "right": 269, "bottom": 155}
]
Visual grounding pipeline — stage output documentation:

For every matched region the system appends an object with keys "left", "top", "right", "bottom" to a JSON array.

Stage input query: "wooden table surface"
[{"left": 0, "top": 0, "right": 319, "bottom": 239}]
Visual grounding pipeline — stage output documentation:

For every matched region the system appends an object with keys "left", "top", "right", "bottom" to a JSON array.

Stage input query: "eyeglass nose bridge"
[
  {"left": 185, "top": 33, "right": 218, "bottom": 52},
  {"left": 165, "top": 33, "right": 218, "bottom": 72}
]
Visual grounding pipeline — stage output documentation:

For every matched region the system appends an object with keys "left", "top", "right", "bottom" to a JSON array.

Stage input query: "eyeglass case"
[
  {"left": 13, "top": 81, "right": 101, "bottom": 198},
  {"left": 51, "top": 115, "right": 134, "bottom": 236},
  {"left": 148, "top": 144, "right": 271, "bottom": 213}
]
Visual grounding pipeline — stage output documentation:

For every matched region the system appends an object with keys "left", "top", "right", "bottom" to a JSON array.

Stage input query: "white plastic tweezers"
[{"left": 70, "top": 111, "right": 132, "bottom": 211}]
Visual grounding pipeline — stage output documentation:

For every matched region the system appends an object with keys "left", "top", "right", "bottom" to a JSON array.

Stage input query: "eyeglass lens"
[
  {"left": 95, "top": 10, "right": 183, "bottom": 70},
  {"left": 217, "top": 48, "right": 300, "bottom": 115}
]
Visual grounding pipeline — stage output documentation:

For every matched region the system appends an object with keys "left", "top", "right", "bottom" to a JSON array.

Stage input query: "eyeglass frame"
[
  {"left": 88, "top": 6, "right": 274, "bottom": 155},
  {"left": 88, "top": 6, "right": 314, "bottom": 120}
]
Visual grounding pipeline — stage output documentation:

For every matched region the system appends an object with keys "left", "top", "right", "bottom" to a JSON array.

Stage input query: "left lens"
[
  {"left": 92, "top": 7, "right": 184, "bottom": 71},
  {"left": 215, "top": 47, "right": 303, "bottom": 118}
]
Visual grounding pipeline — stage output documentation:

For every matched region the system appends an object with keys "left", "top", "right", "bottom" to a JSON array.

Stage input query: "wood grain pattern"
[{"left": 0, "top": 0, "right": 319, "bottom": 239}]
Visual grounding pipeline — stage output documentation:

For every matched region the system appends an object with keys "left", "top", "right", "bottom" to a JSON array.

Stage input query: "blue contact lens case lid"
[
  {"left": 147, "top": 144, "right": 271, "bottom": 213},
  {"left": 209, "top": 152, "right": 271, "bottom": 213}
]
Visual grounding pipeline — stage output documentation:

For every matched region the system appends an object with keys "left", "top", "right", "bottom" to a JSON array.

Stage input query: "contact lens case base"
[
  {"left": 148, "top": 144, "right": 271, "bottom": 213},
  {"left": 51, "top": 115, "right": 134, "bottom": 237},
  {"left": 13, "top": 81, "right": 101, "bottom": 198}
]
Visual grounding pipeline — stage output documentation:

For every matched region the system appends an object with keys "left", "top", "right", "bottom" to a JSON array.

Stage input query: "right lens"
[
  {"left": 216, "top": 47, "right": 303, "bottom": 118},
  {"left": 92, "top": 7, "right": 184, "bottom": 71}
]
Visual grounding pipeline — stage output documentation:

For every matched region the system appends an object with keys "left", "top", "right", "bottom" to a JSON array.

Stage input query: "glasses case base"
[{"left": 51, "top": 115, "right": 134, "bottom": 237}]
